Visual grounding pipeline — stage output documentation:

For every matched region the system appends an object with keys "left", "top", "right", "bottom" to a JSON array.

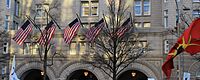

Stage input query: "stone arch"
[
  {"left": 59, "top": 61, "right": 107, "bottom": 80},
  {"left": 118, "top": 60, "right": 162, "bottom": 80},
  {"left": 16, "top": 61, "right": 56, "bottom": 80}
]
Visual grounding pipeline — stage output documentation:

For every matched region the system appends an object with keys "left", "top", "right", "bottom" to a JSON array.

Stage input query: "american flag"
[
  {"left": 86, "top": 18, "right": 105, "bottom": 42},
  {"left": 116, "top": 18, "right": 131, "bottom": 38},
  {"left": 37, "top": 20, "right": 56, "bottom": 45},
  {"left": 13, "top": 20, "right": 33, "bottom": 45},
  {"left": 63, "top": 18, "right": 81, "bottom": 44}
]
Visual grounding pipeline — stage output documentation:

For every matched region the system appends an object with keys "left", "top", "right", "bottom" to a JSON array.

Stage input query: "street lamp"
[
  {"left": 131, "top": 72, "right": 136, "bottom": 77},
  {"left": 41, "top": 71, "right": 44, "bottom": 76},
  {"left": 84, "top": 71, "right": 89, "bottom": 77}
]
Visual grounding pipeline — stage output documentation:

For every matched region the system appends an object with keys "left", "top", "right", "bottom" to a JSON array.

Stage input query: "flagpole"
[
  {"left": 44, "top": 9, "right": 61, "bottom": 29},
  {"left": 175, "top": 0, "right": 182, "bottom": 80},
  {"left": 76, "top": 13, "right": 84, "bottom": 28},
  {"left": 26, "top": 16, "right": 43, "bottom": 32}
]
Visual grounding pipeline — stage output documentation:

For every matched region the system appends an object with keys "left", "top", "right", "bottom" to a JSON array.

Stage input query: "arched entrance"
[
  {"left": 67, "top": 69, "right": 98, "bottom": 80},
  {"left": 20, "top": 69, "right": 49, "bottom": 80},
  {"left": 118, "top": 70, "right": 148, "bottom": 80}
]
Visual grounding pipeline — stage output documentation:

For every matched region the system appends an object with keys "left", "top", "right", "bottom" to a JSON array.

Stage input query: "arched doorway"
[
  {"left": 118, "top": 70, "right": 148, "bottom": 80},
  {"left": 67, "top": 69, "right": 98, "bottom": 80},
  {"left": 20, "top": 69, "right": 49, "bottom": 80}
]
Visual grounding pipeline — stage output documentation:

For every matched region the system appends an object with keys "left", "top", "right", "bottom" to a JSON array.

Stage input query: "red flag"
[
  {"left": 162, "top": 18, "right": 200, "bottom": 79},
  {"left": 180, "top": 18, "right": 200, "bottom": 55},
  {"left": 13, "top": 20, "right": 33, "bottom": 45},
  {"left": 63, "top": 18, "right": 81, "bottom": 44},
  {"left": 162, "top": 43, "right": 184, "bottom": 80},
  {"left": 86, "top": 18, "right": 104, "bottom": 42},
  {"left": 116, "top": 18, "right": 131, "bottom": 38},
  {"left": 37, "top": 20, "right": 56, "bottom": 45}
]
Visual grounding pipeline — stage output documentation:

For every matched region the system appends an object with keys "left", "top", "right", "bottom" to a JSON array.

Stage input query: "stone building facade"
[{"left": 0, "top": 0, "right": 199, "bottom": 80}]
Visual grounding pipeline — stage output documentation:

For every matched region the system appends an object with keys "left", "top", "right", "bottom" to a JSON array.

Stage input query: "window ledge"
[{"left": 135, "top": 15, "right": 151, "bottom": 17}]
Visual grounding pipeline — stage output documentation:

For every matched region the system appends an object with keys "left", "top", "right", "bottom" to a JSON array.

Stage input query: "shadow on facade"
[
  {"left": 118, "top": 70, "right": 147, "bottom": 80},
  {"left": 20, "top": 69, "right": 49, "bottom": 80},
  {"left": 67, "top": 69, "right": 98, "bottom": 80}
]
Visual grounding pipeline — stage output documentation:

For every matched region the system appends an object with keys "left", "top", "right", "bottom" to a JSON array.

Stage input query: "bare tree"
[
  {"left": 25, "top": 1, "right": 62, "bottom": 80},
  {"left": 82, "top": 0, "right": 150, "bottom": 80}
]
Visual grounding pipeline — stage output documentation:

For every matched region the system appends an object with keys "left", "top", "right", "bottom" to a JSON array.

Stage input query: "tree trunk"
[{"left": 113, "top": 37, "right": 117, "bottom": 80}]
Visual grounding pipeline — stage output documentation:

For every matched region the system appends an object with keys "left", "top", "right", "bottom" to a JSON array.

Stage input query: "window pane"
[
  {"left": 82, "top": 1, "right": 89, "bottom": 6},
  {"left": 81, "top": 1, "right": 89, "bottom": 16},
  {"left": 164, "top": 40, "right": 169, "bottom": 54},
  {"left": 3, "top": 43, "right": 8, "bottom": 54},
  {"left": 6, "top": 0, "right": 10, "bottom": 8},
  {"left": 81, "top": 1, "right": 98, "bottom": 16},
  {"left": 37, "top": 9, "right": 42, "bottom": 17},
  {"left": 12, "top": 21, "right": 18, "bottom": 30},
  {"left": 135, "top": 22, "right": 142, "bottom": 27},
  {"left": 12, "top": 21, "right": 15, "bottom": 30},
  {"left": 193, "top": 0, "right": 200, "bottom": 2},
  {"left": 143, "top": 0, "right": 150, "bottom": 15},
  {"left": 91, "top": 1, "right": 98, "bottom": 6},
  {"left": 78, "top": 42, "right": 86, "bottom": 54},
  {"left": 144, "top": 22, "right": 151, "bottom": 28},
  {"left": 192, "top": 10, "right": 200, "bottom": 18},
  {"left": 144, "top": 6, "right": 150, "bottom": 15},
  {"left": 24, "top": 43, "right": 31, "bottom": 55},
  {"left": 134, "top": 0, "right": 142, "bottom": 15},
  {"left": 164, "top": 17, "right": 168, "bottom": 28},
  {"left": 32, "top": 43, "right": 39, "bottom": 55},
  {"left": 135, "top": 6, "right": 141, "bottom": 15},
  {"left": 14, "top": 0, "right": 20, "bottom": 16},
  {"left": 91, "top": 7, "right": 98, "bottom": 16},
  {"left": 135, "top": 0, "right": 141, "bottom": 5},
  {"left": 5, "top": 15, "right": 10, "bottom": 30},
  {"left": 5, "top": 21, "right": 9, "bottom": 30},
  {"left": 16, "top": 22, "right": 18, "bottom": 30},
  {"left": 82, "top": 7, "right": 90, "bottom": 16},
  {"left": 164, "top": 10, "right": 168, "bottom": 16},
  {"left": 36, "top": 4, "right": 45, "bottom": 18},
  {"left": 70, "top": 43, "right": 77, "bottom": 55},
  {"left": 144, "top": 0, "right": 149, "bottom": 5}
]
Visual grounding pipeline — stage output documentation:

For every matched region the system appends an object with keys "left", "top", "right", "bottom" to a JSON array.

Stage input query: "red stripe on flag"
[
  {"left": 63, "top": 20, "right": 81, "bottom": 44},
  {"left": 13, "top": 20, "right": 33, "bottom": 45},
  {"left": 86, "top": 20, "right": 104, "bottom": 42},
  {"left": 37, "top": 21, "right": 56, "bottom": 45}
]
